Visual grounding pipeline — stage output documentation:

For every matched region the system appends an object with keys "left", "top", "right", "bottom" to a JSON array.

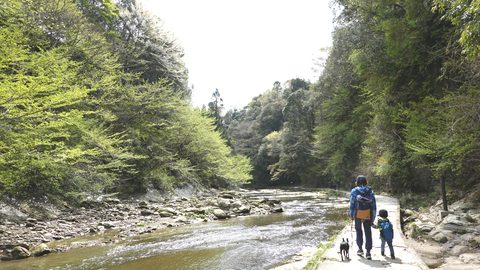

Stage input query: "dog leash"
[{"left": 350, "top": 220, "right": 354, "bottom": 249}]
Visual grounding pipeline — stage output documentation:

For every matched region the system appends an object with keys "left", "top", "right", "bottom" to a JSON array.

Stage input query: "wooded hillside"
[
  {"left": 223, "top": 0, "right": 480, "bottom": 194},
  {"left": 0, "top": 0, "right": 251, "bottom": 201}
]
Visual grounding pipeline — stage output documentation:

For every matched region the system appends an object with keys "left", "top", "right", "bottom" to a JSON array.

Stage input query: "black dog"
[{"left": 339, "top": 238, "right": 350, "bottom": 261}]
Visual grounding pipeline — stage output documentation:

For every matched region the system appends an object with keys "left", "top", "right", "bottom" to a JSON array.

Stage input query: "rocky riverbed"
[
  {"left": 0, "top": 189, "right": 283, "bottom": 261},
  {"left": 402, "top": 186, "right": 480, "bottom": 269}
]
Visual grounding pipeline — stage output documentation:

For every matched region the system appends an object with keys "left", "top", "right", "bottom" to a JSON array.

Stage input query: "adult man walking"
[{"left": 349, "top": 175, "right": 377, "bottom": 260}]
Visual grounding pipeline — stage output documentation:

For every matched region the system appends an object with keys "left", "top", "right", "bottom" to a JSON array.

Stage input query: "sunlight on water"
[{"left": 0, "top": 189, "right": 347, "bottom": 270}]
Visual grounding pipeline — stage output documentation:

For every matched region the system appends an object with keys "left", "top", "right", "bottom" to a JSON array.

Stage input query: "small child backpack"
[{"left": 379, "top": 219, "right": 394, "bottom": 241}]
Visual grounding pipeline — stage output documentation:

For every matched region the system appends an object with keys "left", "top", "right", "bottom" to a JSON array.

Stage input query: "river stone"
[
  {"left": 450, "top": 245, "right": 469, "bottom": 256},
  {"left": 230, "top": 200, "right": 243, "bottom": 209},
  {"left": 159, "top": 211, "right": 174, "bottom": 217},
  {"left": 460, "top": 253, "right": 480, "bottom": 264},
  {"left": 418, "top": 222, "right": 435, "bottom": 232},
  {"left": 219, "top": 191, "right": 235, "bottom": 199},
  {"left": 158, "top": 207, "right": 176, "bottom": 214},
  {"left": 105, "top": 198, "right": 120, "bottom": 204},
  {"left": 99, "top": 222, "right": 115, "bottom": 229},
  {"left": 422, "top": 257, "right": 444, "bottom": 268},
  {"left": 26, "top": 218, "right": 37, "bottom": 223},
  {"left": 472, "top": 235, "right": 480, "bottom": 247},
  {"left": 32, "top": 243, "right": 52, "bottom": 257},
  {"left": 403, "top": 209, "right": 415, "bottom": 217},
  {"left": 213, "top": 209, "right": 228, "bottom": 219},
  {"left": 12, "top": 246, "right": 31, "bottom": 259},
  {"left": 433, "top": 232, "right": 448, "bottom": 243},
  {"left": 217, "top": 198, "right": 231, "bottom": 210},
  {"left": 140, "top": 210, "right": 154, "bottom": 216},
  {"left": 234, "top": 205, "right": 251, "bottom": 214},
  {"left": 272, "top": 206, "right": 283, "bottom": 213}
]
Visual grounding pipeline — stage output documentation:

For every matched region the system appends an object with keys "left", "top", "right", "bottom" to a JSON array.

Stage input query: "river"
[{"left": 0, "top": 189, "right": 349, "bottom": 270}]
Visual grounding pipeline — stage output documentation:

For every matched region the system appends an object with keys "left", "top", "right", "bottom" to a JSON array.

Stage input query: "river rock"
[
  {"left": 213, "top": 209, "right": 228, "bottom": 219},
  {"left": 32, "top": 243, "right": 52, "bottom": 257},
  {"left": 219, "top": 191, "right": 236, "bottom": 199},
  {"left": 471, "top": 235, "right": 480, "bottom": 247},
  {"left": 99, "top": 222, "right": 115, "bottom": 229},
  {"left": 26, "top": 218, "right": 38, "bottom": 223},
  {"left": 140, "top": 210, "right": 154, "bottom": 216},
  {"left": 272, "top": 206, "right": 283, "bottom": 213},
  {"left": 441, "top": 215, "right": 469, "bottom": 234},
  {"left": 432, "top": 232, "right": 448, "bottom": 243},
  {"left": 234, "top": 205, "right": 251, "bottom": 214},
  {"left": 460, "top": 253, "right": 480, "bottom": 264},
  {"left": 403, "top": 209, "right": 415, "bottom": 217},
  {"left": 184, "top": 207, "right": 206, "bottom": 214},
  {"left": 417, "top": 222, "right": 435, "bottom": 232},
  {"left": 449, "top": 245, "right": 468, "bottom": 256},
  {"left": 217, "top": 198, "right": 231, "bottom": 210},
  {"left": 230, "top": 200, "right": 243, "bottom": 209},
  {"left": 158, "top": 207, "right": 176, "bottom": 214},
  {"left": 11, "top": 246, "right": 31, "bottom": 259},
  {"left": 105, "top": 198, "right": 120, "bottom": 204},
  {"left": 422, "top": 257, "right": 444, "bottom": 268},
  {"left": 159, "top": 211, "right": 174, "bottom": 217},
  {"left": 25, "top": 222, "right": 35, "bottom": 227}
]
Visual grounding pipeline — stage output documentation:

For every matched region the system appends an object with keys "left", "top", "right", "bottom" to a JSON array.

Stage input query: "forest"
[
  {"left": 218, "top": 0, "right": 480, "bottom": 195},
  {"left": 1, "top": 0, "right": 480, "bottom": 203},
  {"left": 0, "top": 0, "right": 251, "bottom": 201}
]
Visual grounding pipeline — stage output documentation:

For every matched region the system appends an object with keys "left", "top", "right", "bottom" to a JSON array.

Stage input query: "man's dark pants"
[{"left": 354, "top": 218, "right": 372, "bottom": 252}]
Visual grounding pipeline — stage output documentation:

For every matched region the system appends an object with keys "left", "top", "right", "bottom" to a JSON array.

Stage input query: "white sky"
[{"left": 139, "top": 0, "right": 334, "bottom": 110}]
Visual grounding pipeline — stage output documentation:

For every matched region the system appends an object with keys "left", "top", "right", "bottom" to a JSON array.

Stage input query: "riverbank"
[{"left": 0, "top": 189, "right": 282, "bottom": 261}]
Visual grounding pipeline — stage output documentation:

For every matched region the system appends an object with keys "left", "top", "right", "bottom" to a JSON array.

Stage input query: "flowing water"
[{"left": 1, "top": 189, "right": 348, "bottom": 270}]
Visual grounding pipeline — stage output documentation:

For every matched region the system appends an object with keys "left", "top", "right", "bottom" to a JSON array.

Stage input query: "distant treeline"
[
  {"left": 222, "top": 0, "right": 480, "bottom": 193},
  {"left": 0, "top": 0, "right": 251, "bottom": 200}
]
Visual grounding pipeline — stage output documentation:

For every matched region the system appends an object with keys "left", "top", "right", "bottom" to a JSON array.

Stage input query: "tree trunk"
[{"left": 441, "top": 176, "right": 448, "bottom": 211}]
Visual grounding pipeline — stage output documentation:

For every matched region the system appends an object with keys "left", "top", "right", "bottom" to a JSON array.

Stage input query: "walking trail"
[{"left": 315, "top": 195, "right": 429, "bottom": 270}]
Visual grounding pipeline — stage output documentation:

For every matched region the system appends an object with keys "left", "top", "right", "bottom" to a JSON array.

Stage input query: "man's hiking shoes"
[
  {"left": 366, "top": 252, "right": 372, "bottom": 260},
  {"left": 357, "top": 249, "right": 364, "bottom": 256},
  {"left": 391, "top": 255, "right": 395, "bottom": 259}
]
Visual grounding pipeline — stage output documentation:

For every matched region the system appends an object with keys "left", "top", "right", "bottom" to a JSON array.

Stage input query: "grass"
[{"left": 303, "top": 236, "right": 336, "bottom": 270}]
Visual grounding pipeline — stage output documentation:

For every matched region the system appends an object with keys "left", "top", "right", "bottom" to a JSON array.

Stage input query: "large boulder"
[{"left": 440, "top": 215, "right": 471, "bottom": 234}]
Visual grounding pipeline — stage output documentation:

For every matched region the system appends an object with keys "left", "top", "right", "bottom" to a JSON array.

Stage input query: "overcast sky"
[{"left": 139, "top": 0, "right": 334, "bottom": 110}]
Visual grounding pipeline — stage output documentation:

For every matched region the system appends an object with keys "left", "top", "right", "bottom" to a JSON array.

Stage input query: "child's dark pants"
[{"left": 381, "top": 239, "right": 394, "bottom": 257}]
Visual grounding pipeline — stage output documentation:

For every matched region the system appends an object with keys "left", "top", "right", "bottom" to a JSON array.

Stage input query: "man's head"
[{"left": 356, "top": 175, "right": 367, "bottom": 186}]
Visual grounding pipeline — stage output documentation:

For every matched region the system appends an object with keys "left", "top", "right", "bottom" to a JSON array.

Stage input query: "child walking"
[{"left": 373, "top": 209, "right": 395, "bottom": 259}]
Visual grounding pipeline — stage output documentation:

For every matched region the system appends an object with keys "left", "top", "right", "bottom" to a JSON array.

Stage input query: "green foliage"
[
  {"left": 0, "top": 20, "right": 129, "bottom": 198},
  {"left": 223, "top": 80, "right": 316, "bottom": 186},
  {"left": 433, "top": 0, "right": 480, "bottom": 59},
  {"left": 0, "top": 0, "right": 251, "bottom": 201}
]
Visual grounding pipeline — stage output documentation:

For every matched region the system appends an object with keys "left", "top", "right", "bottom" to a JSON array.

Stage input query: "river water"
[{"left": 1, "top": 189, "right": 348, "bottom": 270}]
